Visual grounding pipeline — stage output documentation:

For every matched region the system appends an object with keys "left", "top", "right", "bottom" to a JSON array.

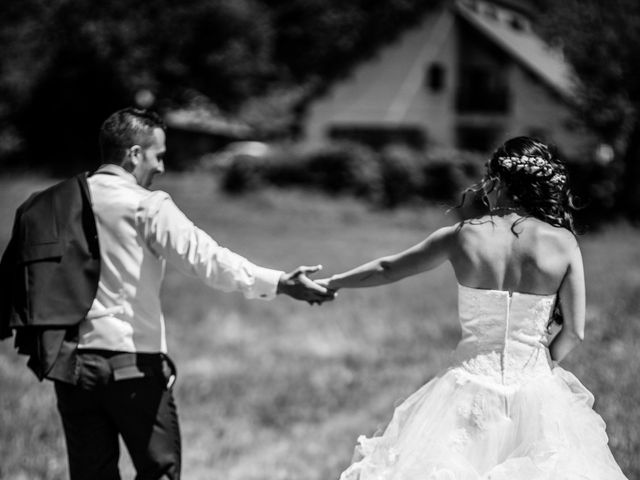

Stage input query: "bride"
[{"left": 318, "top": 137, "right": 628, "bottom": 479}]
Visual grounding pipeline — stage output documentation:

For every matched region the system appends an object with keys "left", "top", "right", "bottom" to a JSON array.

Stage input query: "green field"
[{"left": 0, "top": 173, "right": 637, "bottom": 479}]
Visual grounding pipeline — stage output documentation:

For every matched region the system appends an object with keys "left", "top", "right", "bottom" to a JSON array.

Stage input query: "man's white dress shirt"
[{"left": 78, "top": 164, "right": 283, "bottom": 353}]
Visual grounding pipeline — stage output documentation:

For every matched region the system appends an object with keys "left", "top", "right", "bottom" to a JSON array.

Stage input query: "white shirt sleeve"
[{"left": 135, "top": 191, "right": 283, "bottom": 300}]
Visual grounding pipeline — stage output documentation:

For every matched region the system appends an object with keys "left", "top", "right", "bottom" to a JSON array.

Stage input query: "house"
[{"left": 302, "top": 0, "right": 593, "bottom": 157}]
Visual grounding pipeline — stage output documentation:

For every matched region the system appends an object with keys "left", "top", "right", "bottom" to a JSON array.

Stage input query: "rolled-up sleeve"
[{"left": 136, "top": 191, "right": 282, "bottom": 300}]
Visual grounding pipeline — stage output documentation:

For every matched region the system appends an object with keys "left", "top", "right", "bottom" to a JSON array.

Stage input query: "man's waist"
[
  {"left": 72, "top": 349, "right": 177, "bottom": 388},
  {"left": 78, "top": 349, "right": 166, "bottom": 362}
]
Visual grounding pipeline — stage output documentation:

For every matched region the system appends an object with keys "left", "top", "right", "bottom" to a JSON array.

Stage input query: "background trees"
[
  {"left": 0, "top": 0, "right": 277, "bottom": 171},
  {"left": 540, "top": 0, "right": 640, "bottom": 219},
  {"left": 0, "top": 0, "right": 438, "bottom": 172},
  {"left": 1, "top": 0, "right": 639, "bottom": 220}
]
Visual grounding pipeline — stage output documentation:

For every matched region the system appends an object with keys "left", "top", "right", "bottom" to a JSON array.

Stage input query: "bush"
[
  {"left": 221, "top": 141, "right": 385, "bottom": 201},
  {"left": 220, "top": 154, "right": 268, "bottom": 194},
  {"left": 260, "top": 149, "right": 311, "bottom": 187},
  {"left": 421, "top": 149, "right": 486, "bottom": 203},
  {"left": 565, "top": 159, "right": 621, "bottom": 227},
  {"left": 378, "top": 145, "right": 426, "bottom": 207},
  {"left": 218, "top": 140, "right": 630, "bottom": 230},
  {"left": 302, "top": 142, "right": 383, "bottom": 200},
  {"left": 219, "top": 143, "right": 487, "bottom": 211}
]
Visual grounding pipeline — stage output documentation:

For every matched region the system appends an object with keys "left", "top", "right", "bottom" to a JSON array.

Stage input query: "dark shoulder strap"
[{"left": 75, "top": 172, "right": 100, "bottom": 259}]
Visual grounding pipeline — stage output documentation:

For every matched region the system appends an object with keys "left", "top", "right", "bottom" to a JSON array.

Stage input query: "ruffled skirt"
[{"left": 339, "top": 366, "right": 627, "bottom": 479}]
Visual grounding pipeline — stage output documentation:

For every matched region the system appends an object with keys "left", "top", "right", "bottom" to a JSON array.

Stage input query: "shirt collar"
[{"left": 94, "top": 163, "right": 138, "bottom": 185}]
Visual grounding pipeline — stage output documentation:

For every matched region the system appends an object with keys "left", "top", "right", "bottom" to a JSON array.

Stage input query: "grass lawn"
[{"left": 0, "top": 173, "right": 638, "bottom": 479}]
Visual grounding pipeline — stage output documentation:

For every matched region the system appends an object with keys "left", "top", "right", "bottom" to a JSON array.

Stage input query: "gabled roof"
[{"left": 455, "top": 0, "right": 574, "bottom": 100}]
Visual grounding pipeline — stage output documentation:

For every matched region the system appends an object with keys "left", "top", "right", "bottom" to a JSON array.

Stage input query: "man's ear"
[
  {"left": 120, "top": 145, "right": 142, "bottom": 172},
  {"left": 129, "top": 145, "right": 143, "bottom": 166}
]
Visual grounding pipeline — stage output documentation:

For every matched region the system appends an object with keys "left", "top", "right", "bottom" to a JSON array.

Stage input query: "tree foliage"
[
  {"left": 0, "top": 0, "right": 439, "bottom": 171},
  {"left": 1, "top": 0, "right": 277, "bottom": 171},
  {"left": 4, "top": 0, "right": 639, "bottom": 220},
  {"left": 540, "top": 0, "right": 640, "bottom": 218}
]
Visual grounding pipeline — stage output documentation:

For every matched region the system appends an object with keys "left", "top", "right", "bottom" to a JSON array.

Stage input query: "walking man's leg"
[
  {"left": 108, "top": 376, "right": 181, "bottom": 480},
  {"left": 55, "top": 381, "right": 121, "bottom": 480}
]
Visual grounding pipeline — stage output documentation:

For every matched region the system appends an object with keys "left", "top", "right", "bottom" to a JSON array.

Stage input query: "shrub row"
[
  {"left": 218, "top": 141, "right": 617, "bottom": 225},
  {"left": 220, "top": 142, "right": 486, "bottom": 208}
]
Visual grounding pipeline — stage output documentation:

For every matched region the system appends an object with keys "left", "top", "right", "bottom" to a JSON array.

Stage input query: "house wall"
[
  {"left": 508, "top": 67, "right": 594, "bottom": 157},
  {"left": 404, "top": 10, "right": 459, "bottom": 148}
]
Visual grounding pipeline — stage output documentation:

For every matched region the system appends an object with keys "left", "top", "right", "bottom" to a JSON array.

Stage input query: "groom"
[{"left": 0, "top": 107, "right": 333, "bottom": 480}]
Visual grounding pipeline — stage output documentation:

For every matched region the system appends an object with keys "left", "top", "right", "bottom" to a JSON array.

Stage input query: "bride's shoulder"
[
  {"left": 451, "top": 216, "right": 578, "bottom": 248},
  {"left": 526, "top": 222, "right": 581, "bottom": 261},
  {"left": 534, "top": 221, "right": 577, "bottom": 243},
  {"left": 450, "top": 216, "right": 495, "bottom": 236}
]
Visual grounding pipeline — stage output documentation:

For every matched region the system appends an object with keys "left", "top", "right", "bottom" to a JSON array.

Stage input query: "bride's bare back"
[
  {"left": 322, "top": 212, "right": 585, "bottom": 362},
  {"left": 451, "top": 213, "right": 575, "bottom": 295}
]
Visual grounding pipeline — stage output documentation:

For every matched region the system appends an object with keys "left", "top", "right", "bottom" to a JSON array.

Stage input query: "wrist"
[
  {"left": 327, "top": 275, "right": 341, "bottom": 291},
  {"left": 276, "top": 273, "right": 286, "bottom": 295}
]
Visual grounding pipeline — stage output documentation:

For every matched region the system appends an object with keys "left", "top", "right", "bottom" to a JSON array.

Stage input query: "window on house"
[
  {"left": 328, "top": 125, "right": 427, "bottom": 150},
  {"left": 527, "top": 128, "right": 549, "bottom": 142},
  {"left": 509, "top": 15, "right": 529, "bottom": 31},
  {"left": 456, "top": 125, "right": 503, "bottom": 152},
  {"left": 456, "top": 66, "right": 510, "bottom": 113},
  {"left": 426, "top": 63, "right": 446, "bottom": 92}
]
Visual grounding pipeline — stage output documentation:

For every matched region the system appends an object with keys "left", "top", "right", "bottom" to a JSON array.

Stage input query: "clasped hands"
[{"left": 277, "top": 265, "right": 337, "bottom": 305}]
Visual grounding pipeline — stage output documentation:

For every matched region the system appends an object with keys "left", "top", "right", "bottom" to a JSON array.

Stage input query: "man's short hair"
[{"left": 99, "top": 108, "right": 166, "bottom": 164}]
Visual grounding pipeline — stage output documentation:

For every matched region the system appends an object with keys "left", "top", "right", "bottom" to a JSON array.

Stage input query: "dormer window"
[
  {"left": 426, "top": 63, "right": 446, "bottom": 92},
  {"left": 456, "top": 65, "right": 510, "bottom": 113},
  {"left": 509, "top": 14, "right": 530, "bottom": 31}
]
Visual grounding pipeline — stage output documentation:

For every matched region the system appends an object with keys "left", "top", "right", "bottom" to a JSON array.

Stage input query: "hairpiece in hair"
[
  {"left": 496, "top": 155, "right": 565, "bottom": 185},
  {"left": 548, "top": 173, "right": 566, "bottom": 186}
]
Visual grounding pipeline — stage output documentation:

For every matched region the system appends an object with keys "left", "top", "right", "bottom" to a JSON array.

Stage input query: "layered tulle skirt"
[{"left": 339, "top": 366, "right": 627, "bottom": 479}]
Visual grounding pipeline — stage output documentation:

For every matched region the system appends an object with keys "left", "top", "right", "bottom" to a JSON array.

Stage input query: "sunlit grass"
[{"left": 0, "top": 173, "right": 637, "bottom": 479}]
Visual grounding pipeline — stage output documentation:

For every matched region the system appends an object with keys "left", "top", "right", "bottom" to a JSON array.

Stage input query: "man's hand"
[{"left": 277, "top": 265, "right": 336, "bottom": 305}]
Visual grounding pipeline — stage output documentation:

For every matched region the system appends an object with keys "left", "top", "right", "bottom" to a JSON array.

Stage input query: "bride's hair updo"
[{"left": 482, "top": 136, "right": 577, "bottom": 234}]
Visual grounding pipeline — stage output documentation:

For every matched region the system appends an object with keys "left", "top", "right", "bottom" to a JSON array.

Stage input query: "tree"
[
  {"left": 1, "top": 0, "right": 274, "bottom": 171},
  {"left": 540, "top": 0, "right": 640, "bottom": 220},
  {"left": 0, "top": 0, "right": 442, "bottom": 171}
]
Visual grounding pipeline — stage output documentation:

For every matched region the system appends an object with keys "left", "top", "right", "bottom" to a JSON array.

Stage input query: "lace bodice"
[{"left": 452, "top": 283, "right": 556, "bottom": 385}]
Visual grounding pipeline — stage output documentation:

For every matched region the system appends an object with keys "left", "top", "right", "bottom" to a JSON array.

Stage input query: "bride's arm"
[
  {"left": 549, "top": 235, "right": 586, "bottom": 363},
  {"left": 321, "top": 226, "right": 455, "bottom": 290}
]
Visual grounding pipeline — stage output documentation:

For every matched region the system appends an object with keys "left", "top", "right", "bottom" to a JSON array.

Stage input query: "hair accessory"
[
  {"left": 496, "top": 155, "right": 564, "bottom": 185},
  {"left": 548, "top": 173, "right": 566, "bottom": 186}
]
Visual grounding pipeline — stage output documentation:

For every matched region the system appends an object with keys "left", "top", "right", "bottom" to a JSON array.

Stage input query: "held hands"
[
  {"left": 277, "top": 265, "right": 336, "bottom": 305},
  {"left": 314, "top": 277, "right": 335, "bottom": 292}
]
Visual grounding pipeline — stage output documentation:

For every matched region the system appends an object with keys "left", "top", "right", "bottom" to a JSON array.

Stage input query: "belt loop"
[
  {"left": 162, "top": 354, "right": 177, "bottom": 390},
  {"left": 109, "top": 353, "right": 145, "bottom": 381}
]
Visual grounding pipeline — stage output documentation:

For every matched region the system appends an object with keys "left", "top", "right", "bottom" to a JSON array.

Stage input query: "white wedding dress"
[{"left": 339, "top": 284, "right": 628, "bottom": 479}]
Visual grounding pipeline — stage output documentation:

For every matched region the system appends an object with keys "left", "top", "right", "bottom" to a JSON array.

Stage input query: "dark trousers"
[{"left": 54, "top": 351, "right": 181, "bottom": 480}]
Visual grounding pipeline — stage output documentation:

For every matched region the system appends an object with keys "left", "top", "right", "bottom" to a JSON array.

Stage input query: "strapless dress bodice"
[{"left": 452, "top": 283, "right": 557, "bottom": 385}]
